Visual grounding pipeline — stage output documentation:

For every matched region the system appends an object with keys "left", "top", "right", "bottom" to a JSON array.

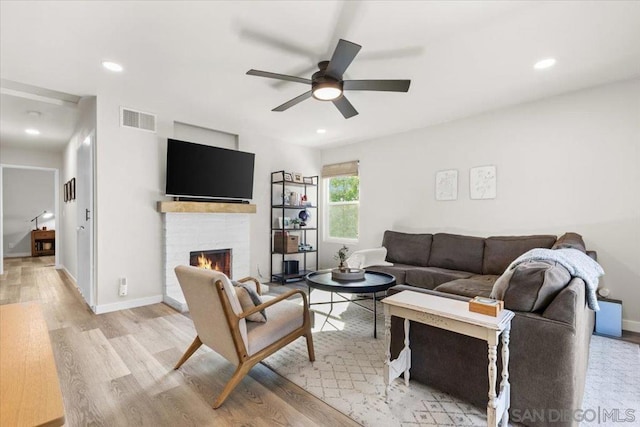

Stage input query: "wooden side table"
[
  {"left": 0, "top": 302, "right": 65, "bottom": 426},
  {"left": 382, "top": 290, "right": 514, "bottom": 427}
]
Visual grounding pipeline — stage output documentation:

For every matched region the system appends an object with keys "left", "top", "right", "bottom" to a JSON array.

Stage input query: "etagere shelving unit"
[{"left": 270, "top": 171, "right": 318, "bottom": 284}]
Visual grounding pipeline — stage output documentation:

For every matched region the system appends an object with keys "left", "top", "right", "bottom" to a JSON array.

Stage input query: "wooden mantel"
[{"left": 157, "top": 201, "right": 256, "bottom": 214}]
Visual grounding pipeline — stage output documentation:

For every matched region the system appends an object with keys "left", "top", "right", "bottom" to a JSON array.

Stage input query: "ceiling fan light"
[{"left": 313, "top": 81, "right": 342, "bottom": 101}]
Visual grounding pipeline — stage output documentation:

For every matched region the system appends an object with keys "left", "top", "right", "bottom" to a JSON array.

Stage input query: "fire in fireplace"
[{"left": 190, "top": 249, "right": 232, "bottom": 278}]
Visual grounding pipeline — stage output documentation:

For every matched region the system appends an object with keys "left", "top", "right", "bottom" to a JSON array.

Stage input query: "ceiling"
[{"left": 1, "top": 1, "right": 639, "bottom": 150}]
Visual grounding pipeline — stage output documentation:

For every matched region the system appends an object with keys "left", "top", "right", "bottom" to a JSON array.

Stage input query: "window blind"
[{"left": 321, "top": 160, "right": 359, "bottom": 178}]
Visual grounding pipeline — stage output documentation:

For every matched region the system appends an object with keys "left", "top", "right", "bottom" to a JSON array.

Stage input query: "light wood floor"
[{"left": 0, "top": 257, "right": 359, "bottom": 427}]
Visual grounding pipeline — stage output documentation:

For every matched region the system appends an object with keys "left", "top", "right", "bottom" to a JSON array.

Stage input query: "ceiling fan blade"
[
  {"left": 239, "top": 29, "right": 316, "bottom": 61},
  {"left": 343, "top": 80, "right": 411, "bottom": 92},
  {"left": 325, "top": 1, "right": 362, "bottom": 57},
  {"left": 332, "top": 96, "right": 358, "bottom": 119},
  {"left": 271, "top": 64, "right": 318, "bottom": 88},
  {"left": 272, "top": 91, "right": 313, "bottom": 112},
  {"left": 325, "top": 39, "right": 362, "bottom": 80},
  {"left": 247, "top": 69, "right": 311, "bottom": 85}
]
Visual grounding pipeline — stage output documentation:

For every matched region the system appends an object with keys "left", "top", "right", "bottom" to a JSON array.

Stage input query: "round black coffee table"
[{"left": 305, "top": 270, "right": 396, "bottom": 338}]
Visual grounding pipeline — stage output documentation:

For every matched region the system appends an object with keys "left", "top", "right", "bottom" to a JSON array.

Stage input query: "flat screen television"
[{"left": 165, "top": 138, "right": 255, "bottom": 201}]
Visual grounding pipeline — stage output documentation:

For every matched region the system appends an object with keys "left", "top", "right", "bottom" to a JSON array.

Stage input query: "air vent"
[{"left": 120, "top": 107, "right": 156, "bottom": 132}]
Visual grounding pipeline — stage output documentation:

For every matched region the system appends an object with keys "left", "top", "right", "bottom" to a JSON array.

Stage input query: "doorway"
[{"left": 0, "top": 165, "right": 60, "bottom": 274}]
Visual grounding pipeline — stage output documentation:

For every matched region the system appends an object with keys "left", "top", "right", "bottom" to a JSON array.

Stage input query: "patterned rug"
[{"left": 262, "top": 291, "right": 640, "bottom": 426}]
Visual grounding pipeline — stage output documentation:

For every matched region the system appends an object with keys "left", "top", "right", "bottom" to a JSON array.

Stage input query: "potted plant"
[{"left": 334, "top": 245, "right": 349, "bottom": 271}]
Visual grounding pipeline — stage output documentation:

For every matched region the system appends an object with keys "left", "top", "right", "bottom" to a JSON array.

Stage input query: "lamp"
[
  {"left": 31, "top": 210, "right": 53, "bottom": 230},
  {"left": 312, "top": 78, "right": 343, "bottom": 101}
]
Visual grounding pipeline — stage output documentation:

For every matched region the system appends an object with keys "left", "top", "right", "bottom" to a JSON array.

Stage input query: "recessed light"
[
  {"left": 534, "top": 58, "right": 556, "bottom": 70},
  {"left": 25, "top": 128, "right": 40, "bottom": 135},
  {"left": 102, "top": 61, "right": 124, "bottom": 72},
  {"left": 316, "top": 129, "right": 327, "bottom": 134}
]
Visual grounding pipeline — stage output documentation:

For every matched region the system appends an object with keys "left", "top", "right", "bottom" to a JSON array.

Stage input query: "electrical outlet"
[{"left": 119, "top": 277, "right": 128, "bottom": 296}]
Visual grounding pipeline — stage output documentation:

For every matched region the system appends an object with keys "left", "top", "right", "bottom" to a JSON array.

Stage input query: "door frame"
[{"left": 0, "top": 164, "right": 60, "bottom": 274}]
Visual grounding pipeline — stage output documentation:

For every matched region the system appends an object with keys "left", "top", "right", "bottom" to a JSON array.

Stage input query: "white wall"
[
  {"left": 239, "top": 130, "right": 320, "bottom": 281},
  {"left": 93, "top": 87, "right": 319, "bottom": 311},
  {"left": 2, "top": 168, "right": 55, "bottom": 256},
  {"left": 320, "top": 79, "right": 640, "bottom": 330}
]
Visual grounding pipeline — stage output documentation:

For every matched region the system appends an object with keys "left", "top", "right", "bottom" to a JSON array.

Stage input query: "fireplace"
[{"left": 190, "top": 249, "right": 232, "bottom": 278}]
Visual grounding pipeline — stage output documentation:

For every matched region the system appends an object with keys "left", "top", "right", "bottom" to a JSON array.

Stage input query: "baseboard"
[
  {"left": 622, "top": 319, "right": 640, "bottom": 333},
  {"left": 58, "top": 266, "right": 77, "bottom": 284},
  {"left": 4, "top": 252, "right": 31, "bottom": 258},
  {"left": 163, "top": 294, "right": 188, "bottom": 313},
  {"left": 94, "top": 295, "right": 164, "bottom": 314}
]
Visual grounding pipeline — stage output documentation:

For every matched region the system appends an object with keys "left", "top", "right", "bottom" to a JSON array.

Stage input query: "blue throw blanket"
[{"left": 506, "top": 248, "right": 604, "bottom": 311}]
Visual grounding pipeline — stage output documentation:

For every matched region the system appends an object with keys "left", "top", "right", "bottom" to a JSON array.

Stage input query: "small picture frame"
[
  {"left": 303, "top": 177, "right": 314, "bottom": 184},
  {"left": 70, "top": 177, "right": 76, "bottom": 200},
  {"left": 292, "top": 172, "right": 304, "bottom": 183},
  {"left": 283, "top": 173, "right": 293, "bottom": 182},
  {"left": 277, "top": 217, "right": 292, "bottom": 229},
  {"left": 63, "top": 182, "right": 69, "bottom": 202}
]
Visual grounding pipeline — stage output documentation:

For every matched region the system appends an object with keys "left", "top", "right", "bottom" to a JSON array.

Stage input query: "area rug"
[{"left": 262, "top": 291, "right": 640, "bottom": 426}]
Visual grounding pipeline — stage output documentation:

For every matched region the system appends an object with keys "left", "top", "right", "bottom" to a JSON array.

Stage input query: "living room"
[{"left": 1, "top": 1, "right": 639, "bottom": 426}]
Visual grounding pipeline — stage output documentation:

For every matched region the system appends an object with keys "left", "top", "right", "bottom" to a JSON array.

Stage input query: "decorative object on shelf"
[
  {"left": 283, "top": 172, "right": 293, "bottom": 182},
  {"left": 331, "top": 267, "right": 365, "bottom": 281},
  {"left": 300, "top": 194, "right": 312, "bottom": 206},
  {"left": 30, "top": 210, "right": 53, "bottom": 230},
  {"left": 273, "top": 231, "right": 299, "bottom": 253},
  {"left": 334, "top": 245, "right": 350, "bottom": 270},
  {"left": 303, "top": 177, "right": 314, "bottom": 184},
  {"left": 299, "top": 243, "right": 313, "bottom": 251},
  {"left": 291, "top": 218, "right": 302, "bottom": 229},
  {"left": 298, "top": 209, "right": 311, "bottom": 226},
  {"left": 272, "top": 171, "right": 284, "bottom": 182},
  {"left": 288, "top": 191, "right": 300, "bottom": 206},
  {"left": 468, "top": 296, "right": 504, "bottom": 317},
  {"left": 435, "top": 169, "right": 458, "bottom": 201},
  {"left": 292, "top": 172, "right": 304, "bottom": 183},
  {"left": 470, "top": 165, "right": 497, "bottom": 200},
  {"left": 277, "top": 217, "right": 292, "bottom": 229}
]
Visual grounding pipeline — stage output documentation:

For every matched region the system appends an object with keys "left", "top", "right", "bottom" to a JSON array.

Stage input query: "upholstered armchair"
[{"left": 173, "top": 265, "right": 315, "bottom": 408}]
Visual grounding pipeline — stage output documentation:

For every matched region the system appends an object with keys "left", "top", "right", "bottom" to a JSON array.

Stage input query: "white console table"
[{"left": 382, "top": 290, "right": 514, "bottom": 427}]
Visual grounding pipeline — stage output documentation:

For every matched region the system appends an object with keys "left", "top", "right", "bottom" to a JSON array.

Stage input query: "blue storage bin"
[{"left": 595, "top": 297, "right": 622, "bottom": 338}]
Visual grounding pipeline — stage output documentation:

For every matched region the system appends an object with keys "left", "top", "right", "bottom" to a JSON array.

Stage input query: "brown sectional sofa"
[{"left": 369, "top": 231, "right": 595, "bottom": 427}]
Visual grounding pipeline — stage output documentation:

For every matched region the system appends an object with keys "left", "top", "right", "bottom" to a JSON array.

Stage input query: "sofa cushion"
[
  {"left": 434, "top": 276, "right": 497, "bottom": 299},
  {"left": 428, "top": 233, "right": 485, "bottom": 274},
  {"left": 552, "top": 232, "right": 586, "bottom": 253},
  {"left": 482, "top": 235, "right": 557, "bottom": 275},
  {"left": 382, "top": 231, "right": 432, "bottom": 266},
  {"left": 366, "top": 264, "right": 417, "bottom": 285},
  {"left": 491, "top": 260, "right": 572, "bottom": 312},
  {"left": 405, "top": 267, "right": 474, "bottom": 290}
]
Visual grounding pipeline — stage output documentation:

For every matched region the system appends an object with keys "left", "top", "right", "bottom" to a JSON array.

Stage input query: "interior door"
[{"left": 77, "top": 133, "right": 95, "bottom": 307}]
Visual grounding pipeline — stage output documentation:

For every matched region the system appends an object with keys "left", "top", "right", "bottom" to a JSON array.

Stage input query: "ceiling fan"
[{"left": 246, "top": 39, "right": 411, "bottom": 119}]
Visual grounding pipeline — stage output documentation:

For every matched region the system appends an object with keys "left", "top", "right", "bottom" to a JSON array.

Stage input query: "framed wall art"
[
  {"left": 470, "top": 165, "right": 497, "bottom": 199},
  {"left": 435, "top": 169, "right": 458, "bottom": 201}
]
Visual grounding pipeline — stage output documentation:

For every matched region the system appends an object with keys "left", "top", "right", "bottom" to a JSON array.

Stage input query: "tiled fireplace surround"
[{"left": 162, "top": 212, "right": 251, "bottom": 312}]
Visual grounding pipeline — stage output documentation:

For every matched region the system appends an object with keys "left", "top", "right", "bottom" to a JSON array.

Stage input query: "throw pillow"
[
  {"left": 232, "top": 281, "right": 267, "bottom": 323},
  {"left": 552, "top": 232, "right": 586, "bottom": 253},
  {"left": 491, "top": 260, "right": 571, "bottom": 312}
]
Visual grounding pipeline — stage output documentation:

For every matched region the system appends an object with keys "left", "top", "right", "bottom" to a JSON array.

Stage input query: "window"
[{"left": 323, "top": 161, "right": 359, "bottom": 242}]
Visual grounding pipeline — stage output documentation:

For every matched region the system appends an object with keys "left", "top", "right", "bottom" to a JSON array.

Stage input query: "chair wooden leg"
[
  {"left": 212, "top": 362, "right": 252, "bottom": 409},
  {"left": 305, "top": 329, "right": 315, "bottom": 362},
  {"left": 174, "top": 336, "right": 202, "bottom": 369}
]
